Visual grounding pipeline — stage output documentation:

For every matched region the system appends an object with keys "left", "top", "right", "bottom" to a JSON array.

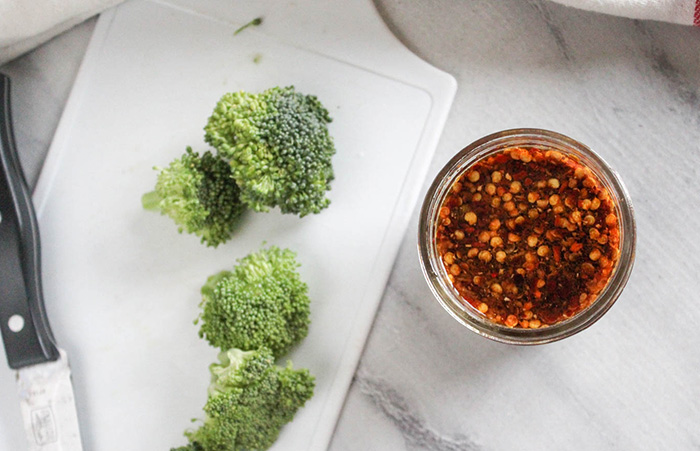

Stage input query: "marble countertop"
[{"left": 2, "top": 1, "right": 700, "bottom": 450}]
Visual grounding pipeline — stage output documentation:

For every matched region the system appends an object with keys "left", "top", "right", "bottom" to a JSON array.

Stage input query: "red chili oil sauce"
[{"left": 435, "top": 146, "right": 620, "bottom": 328}]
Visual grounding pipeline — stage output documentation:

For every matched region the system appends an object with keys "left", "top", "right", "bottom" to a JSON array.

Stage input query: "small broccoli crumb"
[
  {"left": 204, "top": 86, "right": 336, "bottom": 217},
  {"left": 178, "top": 348, "right": 314, "bottom": 451},
  {"left": 233, "top": 17, "right": 263, "bottom": 35},
  {"left": 142, "top": 147, "right": 245, "bottom": 247},
  {"left": 198, "top": 245, "right": 310, "bottom": 358}
]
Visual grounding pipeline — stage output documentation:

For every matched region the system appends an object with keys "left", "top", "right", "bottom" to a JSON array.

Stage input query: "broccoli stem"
[
  {"left": 233, "top": 17, "right": 262, "bottom": 35},
  {"left": 141, "top": 190, "right": 163, "bottom": 211}
]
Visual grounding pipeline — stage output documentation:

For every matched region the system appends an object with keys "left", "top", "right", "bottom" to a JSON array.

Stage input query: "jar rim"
[{"left": 417, "top": 128, "right": 636, "bottom": 345}]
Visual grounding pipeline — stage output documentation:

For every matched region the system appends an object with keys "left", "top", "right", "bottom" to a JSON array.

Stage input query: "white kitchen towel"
[
  {"left": 551, "top": 0, "right": 699, "bottom": 25},
  {"left": 0, "top": 0, "right": 123, "bottom": 65},
  {"left": 0, "top": 0, "right": 698, "bottom": 65}
]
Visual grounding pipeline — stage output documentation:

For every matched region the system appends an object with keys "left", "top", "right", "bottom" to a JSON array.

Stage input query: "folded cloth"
[
  {"left": 0, "top": 0, "right": 697, "bottom": 65},
  {"left": 0, "top": 0, "right": 123, "bottom": 65},
  {"left": 550, "top": 0, "right": 699, "bottom": 25}
]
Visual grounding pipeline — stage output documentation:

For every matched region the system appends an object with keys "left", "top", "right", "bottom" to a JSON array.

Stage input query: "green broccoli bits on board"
[
  {"left": 144, "top": 87, "right": 326, "bottom": 449},
  {"left": 142, "top": 147, "right": 245, "bottom": 247},
  {"left": 170, "top": 245, "right": 316, "bottom": 450},
  {"left": 198, "top": 246, "right": 310, "bottom": 359},
  {"left": 204, "top": 86, "right": 336, "bottom": 217},
  {"left": 179, "top": 348, "right": 314, "bottom": 451},
  {"left": 144, "top": 86, "right": 336, "bottom": 247}
]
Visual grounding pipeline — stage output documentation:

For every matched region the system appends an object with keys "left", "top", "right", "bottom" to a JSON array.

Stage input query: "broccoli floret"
[
  {"left": 198, "top": 246, "right": 310, "bottom": 358},
  {"left": 142, "top": 147, "right": 245, "bottom": 247},
  {"left": 181, "top": 348, "right": 314, "bottom": 451},
  {"left": 204, "top": 86, "right": 335, "bottom": 217}
]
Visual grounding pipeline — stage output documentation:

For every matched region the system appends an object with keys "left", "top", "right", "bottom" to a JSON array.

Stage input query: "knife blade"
[
  {"left": 17, "top": 350, "right": 83, "bottom": 450},
  {"left": 0, "top": 73, "right": 84, "bottom": 450}
]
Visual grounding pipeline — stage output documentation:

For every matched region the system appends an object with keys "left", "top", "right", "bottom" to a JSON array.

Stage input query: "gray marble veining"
[
  {"left": 353, "top": 371, "right": 481, "bottom": 451},
  {"left": 1, "top": 0, "right": 700, "bottom": 450}
]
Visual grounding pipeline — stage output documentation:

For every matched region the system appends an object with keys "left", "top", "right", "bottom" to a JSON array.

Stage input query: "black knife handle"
[{"left": 0, "top": 74, "right": 58, "bottom": 369}]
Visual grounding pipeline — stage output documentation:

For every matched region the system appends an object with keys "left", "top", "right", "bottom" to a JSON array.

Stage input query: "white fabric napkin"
[
  {"left": 0, "top": 0, "right": 123, "bottom": 65},
  {"left": 0, "top": 0, "right": 698, "bottom": 65},
  {"left": 551, "top": 0, "right": 698, "bottom": 25}
]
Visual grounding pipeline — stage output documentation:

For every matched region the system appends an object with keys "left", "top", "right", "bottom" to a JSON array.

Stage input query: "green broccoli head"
[
  {"left": 142, "top": 147, "right": 245, "bottom": 247},
  {"left": 204, "top": 86, "right": 335, "bottom": 217},
  {"left": 184, "top": 348, "right": 315, "bottom": 451},
  {"left": 198, "top": 246, "right": 311, "bottom": 358}
]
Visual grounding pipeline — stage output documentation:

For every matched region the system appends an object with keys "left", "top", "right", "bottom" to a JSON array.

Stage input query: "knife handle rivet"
[{"left": 8, "top": 314, "right": 24, "bottom": 333}]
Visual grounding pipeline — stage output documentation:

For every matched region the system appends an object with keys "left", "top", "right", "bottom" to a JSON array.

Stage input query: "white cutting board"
[{"left": 0, "top": 0, "right": 455, "bottom": 449}]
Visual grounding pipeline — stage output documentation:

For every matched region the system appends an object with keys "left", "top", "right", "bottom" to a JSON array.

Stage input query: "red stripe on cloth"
[{"left": 695, "top": 0, "right": 700, "bottom": 26}]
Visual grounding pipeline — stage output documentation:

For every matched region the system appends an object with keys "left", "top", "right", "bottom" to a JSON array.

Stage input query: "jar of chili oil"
[{"left": 418, "top": 129, "right": 636, "bottom": 344}]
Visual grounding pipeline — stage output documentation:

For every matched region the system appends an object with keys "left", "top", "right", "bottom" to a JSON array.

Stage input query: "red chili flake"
[
  {"left": 553, "top": 246, "right": 561, "bottom": 263},
  {"left": 493, "top": 154, "right": 509, "bottom": 164},
  {"left": 512, "top": 170, "right": 527, "bottom": 180}
]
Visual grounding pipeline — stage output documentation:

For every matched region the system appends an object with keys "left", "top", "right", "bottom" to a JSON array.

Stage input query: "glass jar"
[{"left": 418, "top": 129, "right": 636, "bottom": 344}]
